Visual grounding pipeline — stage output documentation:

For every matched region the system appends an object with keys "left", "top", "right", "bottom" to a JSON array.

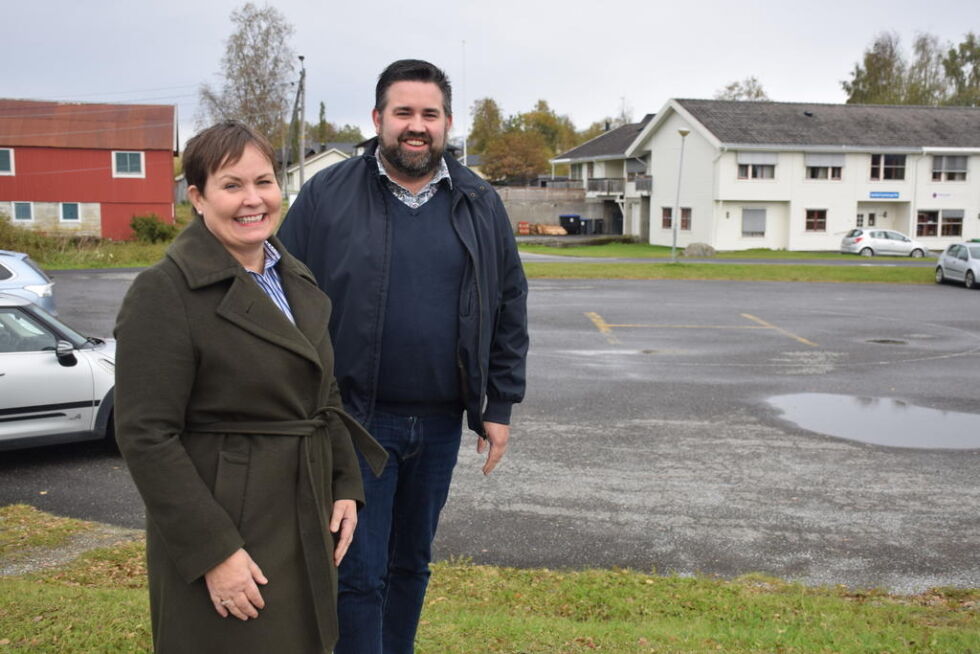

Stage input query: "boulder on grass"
[{"left": 683, "top": 242, "right": 716, "bottom": 257}]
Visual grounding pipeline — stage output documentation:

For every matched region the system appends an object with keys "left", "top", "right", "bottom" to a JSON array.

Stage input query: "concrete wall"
[
  {"left": 4, "top": 201, "right": 101, "bottom": 237},
  {"left": 496, "top": 186, "right": 588, "bottom": 229}
]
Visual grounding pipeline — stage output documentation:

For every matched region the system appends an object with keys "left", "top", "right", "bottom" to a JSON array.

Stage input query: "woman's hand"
[
  {"left": 205, "top": 548, "right": 268, "bottom": 620},
  {"left": 330, "top": 499, "right": 358, "bottom": 566}
]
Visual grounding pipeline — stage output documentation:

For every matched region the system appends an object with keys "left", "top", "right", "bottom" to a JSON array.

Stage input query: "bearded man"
[{"left": 278, "top": 59, "right": 528, "bottom": 654}]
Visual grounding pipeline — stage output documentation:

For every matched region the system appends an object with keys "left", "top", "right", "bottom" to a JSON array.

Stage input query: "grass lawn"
[
  {"left": 523, "top": 261, "right": 935, "bottom": 284},
  {"left": 0, "top": 509, "right": 977, "bottom": 653},
  {"left": 519, "top": 242, "right": 873, "bottom": 260}
]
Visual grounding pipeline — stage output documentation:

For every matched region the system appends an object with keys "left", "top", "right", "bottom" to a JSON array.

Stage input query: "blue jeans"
[{"left": 334, "top": 410, "right": 463, "bottom": 654}]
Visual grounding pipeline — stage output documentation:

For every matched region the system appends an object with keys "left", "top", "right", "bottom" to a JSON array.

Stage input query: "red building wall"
[{"left": 0, "top": 146, "right": 174, "bottom": 240}]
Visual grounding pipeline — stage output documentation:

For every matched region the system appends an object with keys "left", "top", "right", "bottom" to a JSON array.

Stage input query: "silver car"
[
  {"left": 840, "top": 229, "right": 929, "bottom": 258},
  {"left": 0, "top": 250, "right": 57, "bottom": 314},
  {"left": 935, "top": 242, "right": 980, "bottom": 289},
  {"left": 0, "top": 293, "right": 115, "bottom": 451}
]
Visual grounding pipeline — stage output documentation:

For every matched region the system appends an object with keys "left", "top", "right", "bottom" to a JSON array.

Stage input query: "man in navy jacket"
[{"left": 278, "top": 59, "right": 528, "bottom": 654}]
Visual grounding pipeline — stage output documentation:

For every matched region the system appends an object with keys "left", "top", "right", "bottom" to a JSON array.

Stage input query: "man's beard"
[{"left": 378, "top": 130, "right": 445, "bottom": 179}]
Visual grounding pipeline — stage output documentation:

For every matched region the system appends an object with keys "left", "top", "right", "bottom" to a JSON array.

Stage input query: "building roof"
[
  {"left": 675, "top": 99, "right": 980, "bottom": 149},
  {"left": 553, "top": 114, "right": 655, "bottom": 162},
  {"left": 0, "top": 99, "right": 176, "bottom": 151}
]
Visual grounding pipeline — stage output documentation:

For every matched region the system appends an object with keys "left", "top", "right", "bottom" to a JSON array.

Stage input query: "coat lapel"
[{"left": 168, "top": 218, "right": 323, "bottom": 369}]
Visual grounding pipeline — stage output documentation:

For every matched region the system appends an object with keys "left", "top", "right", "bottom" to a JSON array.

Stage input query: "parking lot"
[{"left": 2, "top": 271, "right": 978, "bottom": 593}]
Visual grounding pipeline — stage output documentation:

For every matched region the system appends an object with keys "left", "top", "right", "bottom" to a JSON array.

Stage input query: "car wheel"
[
  {"left": 935, "top": 267, "right": 945, "bottom": 284},
  {"left": 860, "top": 247, "right": 874, "bottom": 257},
  {"left": 967, "top": 271, "right": 977, "bottom": 290},
  {"left": 910, "top": 249, "right": 924, "bottom": 258}
]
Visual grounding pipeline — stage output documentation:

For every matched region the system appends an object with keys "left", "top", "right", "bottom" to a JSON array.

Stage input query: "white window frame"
[
  {"left": 741, "top": 208, "right": 767, "bottom": 238},
  {"left": 869, "top": 154, "right": 905, "bottom": 181},
  {"left": 60, "top": 202, "right": 80, "bottom": 222},
  {"left": 738, "top": 163, "right": 775, "bottom": 180},
  {"left": 112, "top": 151, "right": 145, "bottom": 178},
  {"left": 0, "top": 148, "right": 13, "bottom": 175},
  {"left": 11, "top": 201, "right": 34, "bottom": 222}
]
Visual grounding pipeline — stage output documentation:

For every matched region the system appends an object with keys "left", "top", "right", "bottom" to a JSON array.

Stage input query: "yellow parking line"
[
  {"left": 584, "top": 312, "right": 621, "bottom": 344},
  {"left": 607, "top": 323, "right": 768, "bottom": 330},
  {"left": 741, "top": 313, "right": 818, "bottom": 347}
]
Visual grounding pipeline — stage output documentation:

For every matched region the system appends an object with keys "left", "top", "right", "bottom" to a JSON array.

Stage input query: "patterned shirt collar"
[
  {"left": 376, "top": 154, "right": 452, "bottom": 209},
  {"left": 259, "top": 240, "right": 281, "bottom": 273}
]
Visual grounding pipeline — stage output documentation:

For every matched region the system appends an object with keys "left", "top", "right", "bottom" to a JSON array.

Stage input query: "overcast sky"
[{"left": 5, "top": 0, "right": 977, "bottom": 147}]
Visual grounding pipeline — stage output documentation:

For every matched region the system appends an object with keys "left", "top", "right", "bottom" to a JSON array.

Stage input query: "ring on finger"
[{"left": 220, "top": 599, "right": 234, "bottom": 607}]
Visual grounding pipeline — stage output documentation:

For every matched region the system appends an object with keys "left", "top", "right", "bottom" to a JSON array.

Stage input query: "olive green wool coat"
[{"left": 114, "top": 218, "right": 385, "bottom": 654}]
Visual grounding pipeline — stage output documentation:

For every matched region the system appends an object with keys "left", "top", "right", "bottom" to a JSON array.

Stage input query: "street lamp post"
[{"left": 671, "top": 128, "right": 690, "bottom": 263}]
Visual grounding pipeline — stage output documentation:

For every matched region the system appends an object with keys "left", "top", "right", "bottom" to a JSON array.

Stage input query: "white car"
[
  {"left": 935, "top": 242, "right": 980, "bottom": 289},
  {"left": 0, "top": 293, "right": 115, "bottom": 451},
  {"left": 840, "top": 228, "right": 929, "bottom": 258}
]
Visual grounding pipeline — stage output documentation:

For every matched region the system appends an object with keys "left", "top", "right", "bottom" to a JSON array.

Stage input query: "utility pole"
[
  {"left": 461, "top": 40, "right": 467, "bottom": 168},
  {"left": 671, "top": 128, "right": 690, "bottom": 263},
  {"left": 298, "top": 55, "right": 307, "bottom": 189}
]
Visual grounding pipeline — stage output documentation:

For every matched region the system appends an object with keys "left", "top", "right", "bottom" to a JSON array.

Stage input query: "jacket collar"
[{"left": 167, "top": 217, "right": 326, "bottom": 369}]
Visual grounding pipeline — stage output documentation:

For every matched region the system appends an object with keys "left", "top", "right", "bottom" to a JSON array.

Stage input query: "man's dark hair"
[
  {"left": 375, "top": 59, "right": 453, "bottom": 117},
  {"left": 183, "top": 121, "right": 278, "bottom": 202}
]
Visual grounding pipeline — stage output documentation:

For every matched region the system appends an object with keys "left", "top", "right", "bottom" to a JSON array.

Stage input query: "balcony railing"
[
  {"left": 634, "top": 176, "right": 652, "bottom": 193},
  {"left": 587, "top": 178, "right": 625, "bottom": 194}
]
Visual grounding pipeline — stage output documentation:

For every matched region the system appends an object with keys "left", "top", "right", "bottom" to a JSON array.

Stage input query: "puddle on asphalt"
[{"left": 768, "top": 393, "right": 980, "bottom": 449}]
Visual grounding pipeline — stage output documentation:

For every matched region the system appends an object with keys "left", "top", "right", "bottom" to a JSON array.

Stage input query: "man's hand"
[
  {"left": 330, "top": 499, "right": 358, "bottom": 566},
  {"left": 205, "top": 548, "right": 267, "bottom": 620},
  {"left": 477, "top": 421, "right": 510, "bottom": 475}
]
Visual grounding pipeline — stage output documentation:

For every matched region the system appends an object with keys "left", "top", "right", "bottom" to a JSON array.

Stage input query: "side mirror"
[{"left": 56, "top": 340, "right": 77, "bottom": 367}]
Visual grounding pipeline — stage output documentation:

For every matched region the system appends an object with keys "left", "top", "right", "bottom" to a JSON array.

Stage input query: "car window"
[
  {"left": 845, "top": 229, "right": 862, "bottom": 238},
  {"left": 968, "top": 245, "right": 980, "bottom": 259},
  {"left": 959, "top": 248, "right": 970, "bottom": 261},
  {"left": 0, "top": 263, "right": 12, "bottom": 281},
  {"left": 948, "top": 245, "right": 962, "bottom": 257},
  {"left": 0, "top": 308, "right": 57, "bottom": 353}
]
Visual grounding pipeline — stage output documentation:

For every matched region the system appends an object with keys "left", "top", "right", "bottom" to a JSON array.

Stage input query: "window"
[
  {"left": 941, "top": 209, "right": 964, "bottom": 236},
  {"left": 662, "top": 207, "right": 691, "bottom": 230},
  {"left": 805, "top": 209, "right": 827, "bottom": 232},
  {"left": 112, "top": 151, "right": 144, "bottom": 178},
  {"left": 12, "top": 202, "right": 33, "bottom": 222},
  {"left": 0, "top": 307, "right": 57, "bottom": 353},
  {"left": 870, "top": 154, "right": 905, "bottom": 180},
  {"left": 856, "top": 213, "right": 864, "bottom": 227},
  {"left": 916, "top": 210, "right": 938, "bottom": 237},
  {"left": 738, "top": 164, "right": 774, "bottom": 179},
  {"left": 932, "top": 156, "right": 967, "bottom": 181},
  {"left": 680, "top": 207, "right": 691, "bottom": 231},
  {"left": 0, "top": 148, "right": 12, "bottom": 175},
  {"left": 60, "top": 202, "right": 80, "bottom": 222},
  {"left": 742, "top": 209, "right": 766, "bottom": 237},
  {"left": 570, "top": 164, "right": 581, "bottom": 181},
  {"left": 806, "top": 166, "right": 841, "bottom": 180}
]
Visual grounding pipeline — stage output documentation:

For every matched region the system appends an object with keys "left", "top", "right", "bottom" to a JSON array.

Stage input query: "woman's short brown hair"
[{"left": 182, "top": 121, "right": 278, "bottom": 202}]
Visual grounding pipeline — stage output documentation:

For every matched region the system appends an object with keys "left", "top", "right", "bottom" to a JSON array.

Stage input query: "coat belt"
[{"left": 186, "top": 407, "right": 386, "bottom": 649}]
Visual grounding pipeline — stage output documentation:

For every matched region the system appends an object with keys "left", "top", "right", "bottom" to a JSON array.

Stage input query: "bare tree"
[
  {"left": 714, "top": 76, "right": 770, "bottom": 101},
  {"left": 198, "top": 3, "right": 296, "bottom": 147}
]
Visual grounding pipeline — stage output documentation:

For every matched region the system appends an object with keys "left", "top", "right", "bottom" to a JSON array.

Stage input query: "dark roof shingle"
[
  {"left": 555, "top": 114, "right": 655, "bottom": 160},
  {"left": 676, "top": 99, "right": 980, "bottom": 148}
]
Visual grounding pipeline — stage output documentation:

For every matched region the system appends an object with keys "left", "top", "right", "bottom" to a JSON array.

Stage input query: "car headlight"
[{"left": 24, "top": 283, "right": 53, "bottom": 298}]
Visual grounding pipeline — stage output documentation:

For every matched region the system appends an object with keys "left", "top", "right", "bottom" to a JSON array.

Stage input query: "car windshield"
[
  {"left": 27, "top": 303, "right": 87, "bottom": 347},
  {"left": 969, "top": 245, "right": 980, "bottom": 259}
]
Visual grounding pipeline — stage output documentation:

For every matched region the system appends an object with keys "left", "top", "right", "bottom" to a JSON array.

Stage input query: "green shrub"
[{"left": 130, "top": 214, "right": 178, "bottom": 243}]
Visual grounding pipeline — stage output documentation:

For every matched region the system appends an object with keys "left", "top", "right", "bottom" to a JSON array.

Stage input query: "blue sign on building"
[{"left": 869, "top": 191, "right": 900, "bottom": 199}]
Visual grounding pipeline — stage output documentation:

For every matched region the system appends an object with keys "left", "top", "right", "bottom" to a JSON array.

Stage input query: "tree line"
[{"left": 196, "top": 4, "right": 978, "bottom": 184}]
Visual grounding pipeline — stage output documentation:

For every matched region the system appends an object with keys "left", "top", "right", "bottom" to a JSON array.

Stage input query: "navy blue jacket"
[{"left": 277, "top": 140, "right": 528, "bottom": 437}]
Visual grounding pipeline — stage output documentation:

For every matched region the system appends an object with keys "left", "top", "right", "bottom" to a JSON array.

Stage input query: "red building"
[{"left": 0, "top": 99, "right": 177, "bottom": 240}]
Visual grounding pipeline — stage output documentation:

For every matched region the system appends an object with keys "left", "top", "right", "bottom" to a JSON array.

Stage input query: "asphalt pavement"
[{"left": 1, "top": 267, "right": 978, "bottom": 593}]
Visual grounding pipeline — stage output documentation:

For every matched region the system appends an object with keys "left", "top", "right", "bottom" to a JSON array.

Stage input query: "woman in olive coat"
[{"left": 114, "top": 121, "right": 385, "bottom": 654}]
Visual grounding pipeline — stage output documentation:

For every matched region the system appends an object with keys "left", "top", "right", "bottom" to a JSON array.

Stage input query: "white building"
[
  {"left": 551, "top": 116, "right": 654, "bottom": 238},
  {"left": 625, "top": 99, "right": 980, "bottom": 252},
  {"left": 283, "top": 144, "right": 355, "bottom": 203}
]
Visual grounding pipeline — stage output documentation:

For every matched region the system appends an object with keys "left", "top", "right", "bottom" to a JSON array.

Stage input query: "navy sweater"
[{"left": 375, "top": 188, "right": 465, "bottom": 415}]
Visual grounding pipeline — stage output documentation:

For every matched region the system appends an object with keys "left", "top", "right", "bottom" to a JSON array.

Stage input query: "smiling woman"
[{"left": 112, "top": 120, "right": 385, "bottom": 654}]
